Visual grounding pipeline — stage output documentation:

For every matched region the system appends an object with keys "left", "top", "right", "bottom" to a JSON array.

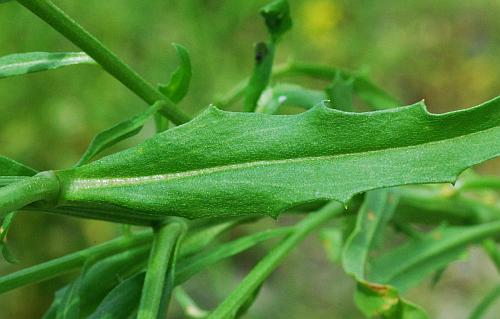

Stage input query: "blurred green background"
[{"left": 0, "top": 0, "right": 499, "bottom": 318}]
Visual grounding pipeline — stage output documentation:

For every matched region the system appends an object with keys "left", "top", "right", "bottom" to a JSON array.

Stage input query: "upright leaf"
[
  {"left": 342, "top": 189, "right": 398, "bottom": 279},
  {"left": 326, "top": 72, "right": 354, "bottom": 111},
  {"left": 0, "top": 52, "right": 94, "bottom": 78},
  {"left": 75, "top": 101, "right": 164, "bottom": 166},
  {"left": 341, "top": 190, "right": 427, "bottom": 318},
  {"left": 43, "top": 97, "right": 500, "bottom": 222},
  {"left": 0, "top": 155, "right": 37, "bottom": 176},
  {"left": 158, "top": 43, "right": 192, "bottom": 103}
]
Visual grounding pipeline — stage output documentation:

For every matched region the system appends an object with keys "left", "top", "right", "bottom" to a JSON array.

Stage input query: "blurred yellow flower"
[{"left": 299, "top": 0, "right": 342, "bottom": 48}]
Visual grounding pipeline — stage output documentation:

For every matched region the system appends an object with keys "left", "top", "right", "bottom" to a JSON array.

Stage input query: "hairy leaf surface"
[{"left": 52, "top": 97, "right": 500, "bottom": 220}]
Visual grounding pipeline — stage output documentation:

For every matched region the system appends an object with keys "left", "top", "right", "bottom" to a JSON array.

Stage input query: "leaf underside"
[
  {"left": 54, "top": 97, "right": 500, "bottom": 220},
  {"left": 0, "top": 52, "right": 95, "bottom": 79}
]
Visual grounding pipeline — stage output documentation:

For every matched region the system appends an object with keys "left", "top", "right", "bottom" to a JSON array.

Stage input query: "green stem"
[
  {"left": 482, "top": 239, "right": 500, "bottom": 273},
  {"left": 16, "top": 0, "right": 190, "bottom": 125},
  {"left": 0, "top": 171, "right": 59, "bottom": 219},
  {"left": 468, "top": 285, "right": 500, "bottom": 319},
  {"left": 138, "top": 221, "right": 185, "bottom": 319},
  {"left": 0, "top": 230, "right": 152, "bottom": 294},
  {"left": 207, "top": 201, "right": 344, "bottom": 318}
]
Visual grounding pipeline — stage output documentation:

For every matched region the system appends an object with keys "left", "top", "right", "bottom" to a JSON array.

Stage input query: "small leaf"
[
  {"left": 78, "top": 246, "right": 150, "bottom": 317},
  {"left": 0, "top": 155, "right": 37, "bottom": 176},
  {"left": 0, "top": 52, "right": 95, "bottom": 79},
  {"left": 260, "top": 0, "right": 292, "bottom": 42},
  {"left": 355, "top": 281, "right": 428, "bottom": 319},
  {"left": 342, "top": 190, "right": 398, "bottom": 278},
  {"left": 326, "top": 71, "right": 354, "bottom": 111},
  {"left": 1, "top": 244, "right": 19, "bottom": 264},
  {"left": 88, "top": 273, "right": 144, "bottom": 319},
  {"left": 75, "top": 101, "right": 164, "bottom": 166},
  {"left": 158, "top": 43, "right": 192, "bottom": 103}
]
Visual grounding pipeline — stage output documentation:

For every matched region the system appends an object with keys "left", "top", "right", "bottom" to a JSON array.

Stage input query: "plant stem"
[
  {"left": 207, "top": 201, "right": 344, "bottom": 318},
  {"left": 482, "top": 239, "right": 500, "bottom": 273},
  {"left": 0, "top": 230, "right": 152, "bottom": 294},
  {"left": 0, "top": 171, "right": 59, "bottom": 219},
  {"left": 16, "top": 0, "right": 190, "bottom": 125},
  {"left": 468, "top": 285, "right": 500, "bottom": 319},
  {"left": 138, "top": 221, "right": 185, "bottom": 319}
]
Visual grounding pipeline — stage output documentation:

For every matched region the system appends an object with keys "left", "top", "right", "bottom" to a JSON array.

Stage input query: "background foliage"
[{"left": 0, "top": 0, "right": 499, "bottom": 318}]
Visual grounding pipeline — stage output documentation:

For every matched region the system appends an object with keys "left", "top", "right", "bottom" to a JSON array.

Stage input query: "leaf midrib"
[
  {"left": 67, "top": 126, "right": 498, "bottom": 190},
  {"left": 0, "top": 53, "right": 93, "bottom": 72}
]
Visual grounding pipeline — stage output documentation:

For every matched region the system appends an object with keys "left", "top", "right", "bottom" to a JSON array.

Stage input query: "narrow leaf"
[
  {"left": 369, "top": 221, "right": 500, "bottom": 292},
  {"left": 342, "top": 189, "right": 398, "bottom": 279},
  {"left": 0, "top": 52, "right": 94, "bottom": 78},
  {"left": 0, "top": 156, "right": 36, "bottom": 263},
  {"left": 50, "top": 97, "right": 500, "bottom": 222},
  {"left": 88, "top": 272, "right": 144, "bottom": 319},
  {"left": 158, "top": 43, "right": 192, "bottom": 103},
  {"left": 0, "top": 155, "right": 37, "bottom": 176},
  {"left": 341, "top": 190, "right": 427, "bottom": 318},
  {"left": 75, "top": 101, "right": 163, "bottom": 166}
]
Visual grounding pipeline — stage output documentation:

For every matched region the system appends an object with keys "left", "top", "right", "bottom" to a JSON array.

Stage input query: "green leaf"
[
  {"left": 343, "top": 189, "right": 398, "bottom": 279},
  {"left": 0, "top": 1, "right": 13, "bottom": 4},
  {"left": 158, "top": 43, "right": 192, "bottom": 103},
  {"left": 75, "top": 101, "right": 164, "bottom": 166},
  {"left": 43, "top": 286, "right": 69, "bottom": 319},
  {"left": 0, "top": 157, "right": 36, "bottom": 263},
  {"left": 0, "top": 155, "right": 37, "bottom": 176},
  {"left": 341, "top": 190, "right": 427, "bottom": 318},
  {"left": 88, "top": 272, "right": 144, "bottom": 319},
  {"left": 256, "top": 83, "right": 326, "bottom": 114},
  {"left": 0, "top": 52, "right": 95, "bottom": 79},
  {"left": 326, "top": 72, "right": 354, "bottom": 111},
  {"left": 49, "top": 97, "right": 500, "bottom": 222},
  {"left": 78, "top": 246, "right": 150, "bottom": 317},
  {"left": 260, "top": 0, "right": 292, "bottom": 42},
  {"left": 355, "top": 281, "right": 427, "bottom": 319},
  {"left": 369, "top": 221, "right": 500, "bottom": 292}
]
